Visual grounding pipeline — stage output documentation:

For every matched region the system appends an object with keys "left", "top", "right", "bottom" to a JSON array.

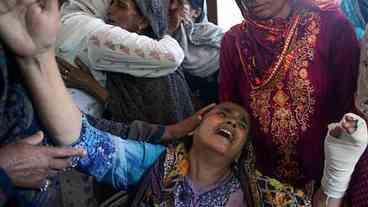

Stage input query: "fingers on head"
[{"left": 196, "top": 103, "right": 216, "bottom": 120}]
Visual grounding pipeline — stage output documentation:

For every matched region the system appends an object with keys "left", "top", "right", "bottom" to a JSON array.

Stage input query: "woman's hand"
[
  {"left": 56, "top": 57, "right": 109, "bottom": 104},
  {"left": 329, "top": 114, "right": 358, "bottom": 138},
  {"left": 0, "top": 132, "right": 85, "bottom": 189},
  {"left": 163, "top": 103, "right": 216, "bottom": 141},
  {"left": 57, "top": 57, "right": 95, "bottom": 90},
  {"left": 0, "top": 0, "right": 60, "bottom": 57}
]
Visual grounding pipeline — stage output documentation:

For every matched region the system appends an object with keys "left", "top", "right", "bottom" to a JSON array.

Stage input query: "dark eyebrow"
[
  {"left": 218, "top": 106, "right": 232, "bottom": 114},
  {"left": 219, "top": 106, "right": 248, "bottom": 122}
]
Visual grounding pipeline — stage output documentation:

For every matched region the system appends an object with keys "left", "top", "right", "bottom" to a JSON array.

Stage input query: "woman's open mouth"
[{"left": 215, "top": 126, "right": 234, "bottom": 143}]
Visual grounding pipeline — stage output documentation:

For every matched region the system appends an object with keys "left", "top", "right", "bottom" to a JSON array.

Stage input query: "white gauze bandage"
[{"left": 321, "top": 113, "right": 368, "bottom": 199}]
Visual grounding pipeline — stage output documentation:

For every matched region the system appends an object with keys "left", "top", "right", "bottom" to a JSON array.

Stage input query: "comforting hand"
[
  {"left": 163, "top": 103, "right": 216, "bottom": 140},
  {"left": 0, "top": 0, "right": 60, "bottom": 57},
  {"left": 0, "top": 132, "right": 85, "bottom": 189},
  {"left": 56, "top": 57, "right": 109, "bottom": 103},
  {"left": 57, "top": 57, "right": 96, "bottom": 90}
]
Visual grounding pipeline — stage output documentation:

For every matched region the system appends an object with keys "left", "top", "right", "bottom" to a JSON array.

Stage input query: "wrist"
[
  {"left": 94, "top": 87, "right": 109, "bottom": 104},
  {"left": 16, "top": 49, "right": 55, "bottom": 69},
  {"left": 164, "top": 124, "right": 179, "bottom": 139}
]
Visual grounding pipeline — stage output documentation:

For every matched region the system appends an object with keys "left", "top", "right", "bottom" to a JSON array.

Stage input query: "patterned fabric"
[
  {"left": 129, "top": 143, "right": 311, "bottom": 207},
  {"left": 220, "top": 4, "right": 361, "bottom": 186},
  {"left": 71, "top": 115, "right": 166, "bottom": 189},
  {"left": 57, "top": 0, "right": 185, "bottom": 117},
  {"left": 340, "top": 0, "right": 368, "bottom": 39},
  {"left": 59, "top": 0, "right": 193, "bottom": 123},
  {"left": 219, "top": 2, "right": 368, "bottom": 206},
  {"left": 72, "top": 116, "right": 117, "bottom": 180},
  {"left": 130, "top": 143, "right": 245, "bottom": 207},
  {"left": 174, "top": 176, "right": 241, "bottom": 207},
  {"left": 98, "top": 0, "right": 194, "bottom": 125},
  {"left": 257, "top": 174, "right": 312, "bottom": 207},
  {"left": 87, "top": 115, "right": 165, "bottom": 142}
]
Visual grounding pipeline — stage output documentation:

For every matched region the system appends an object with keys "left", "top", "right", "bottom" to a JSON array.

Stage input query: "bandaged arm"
[{"left": 321, "top": 113, "right": 368, "bottom": 198}]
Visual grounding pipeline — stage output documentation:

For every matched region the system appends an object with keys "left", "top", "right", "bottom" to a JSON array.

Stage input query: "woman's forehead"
[{"left": 214, "top": 103, "right": 249, "bottom": 119}]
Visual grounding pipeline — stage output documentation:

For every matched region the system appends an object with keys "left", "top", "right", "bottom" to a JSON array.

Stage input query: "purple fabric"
[
  {"left": 219, "top": 8, "right": 360, "bottom": 187},
  {"left": 130, "top": 145, "right": 250, "bottom": 207},
  {"left": 219, "top": 6, "right": 368, "bottom": 206},
  {"left": 348, "top": 147, "right": 368, "bottom": 206},
  {"left": 174, "top": 175, "right": 244, "bottom": 207}
]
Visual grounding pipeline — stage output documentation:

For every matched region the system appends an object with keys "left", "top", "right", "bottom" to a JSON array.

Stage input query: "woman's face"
[
  {"left": 183, "top": 1, "right": 201, "bottom": 22},
  {"left": 244, "top": 0, "right": 292, "bottom": 20},
  {"left": 107, "top": 0, "right": 148, "bottom": 33},
  {"left": 194, "top": 103, "right": 250, "bottom": 162}
]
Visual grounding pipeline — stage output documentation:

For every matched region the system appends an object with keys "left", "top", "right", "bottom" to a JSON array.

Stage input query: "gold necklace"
[{"left": 241, "top": 15, "right": 301, "bottom": 90}]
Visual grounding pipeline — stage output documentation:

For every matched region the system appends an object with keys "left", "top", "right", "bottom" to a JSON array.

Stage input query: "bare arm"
[
  {"left": 17, "top": 51, "right": 82, "bottom": 145},
  {"left": 0, "top": 0, "right": 82, "bottom": 145}
]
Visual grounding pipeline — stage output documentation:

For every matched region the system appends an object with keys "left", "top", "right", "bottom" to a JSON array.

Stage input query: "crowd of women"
[{"left": 0, "top": 0, "right": 368, "bottom": 206}]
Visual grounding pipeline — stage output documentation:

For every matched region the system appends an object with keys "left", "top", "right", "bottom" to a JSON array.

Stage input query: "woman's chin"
[{"left": 204, "top": 139, "right": 231, "bottom": 157}]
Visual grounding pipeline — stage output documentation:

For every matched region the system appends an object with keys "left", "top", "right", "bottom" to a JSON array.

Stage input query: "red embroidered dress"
[{"left": 219, "top": 7, "right": 360, "bottom": 187}]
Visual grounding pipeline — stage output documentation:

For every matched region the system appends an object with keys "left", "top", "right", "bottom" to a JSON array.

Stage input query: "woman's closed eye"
[
  {"left": 218, "top": 111, "right": 227, "bottom": 118},
  {"left": 238, "top": 121, "right": 248, "bottom": 129}
]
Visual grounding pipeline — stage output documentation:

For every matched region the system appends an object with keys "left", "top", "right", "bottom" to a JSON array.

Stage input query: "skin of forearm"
[{"left": 17, "top": 50, "right": 82, "bottom": 145}]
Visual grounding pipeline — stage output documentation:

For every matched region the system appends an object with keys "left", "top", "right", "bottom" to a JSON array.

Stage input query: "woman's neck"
[
  {"left": 274, "top": 2, "right": 292, "bottom": 19},
  {"left": 188, "top": 145, "right": 232, "bottom": 189}
]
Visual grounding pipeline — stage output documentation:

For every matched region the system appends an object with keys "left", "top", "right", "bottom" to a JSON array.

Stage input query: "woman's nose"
[{"left": 226, "top": 119, "right": 237, "bottom": 128}]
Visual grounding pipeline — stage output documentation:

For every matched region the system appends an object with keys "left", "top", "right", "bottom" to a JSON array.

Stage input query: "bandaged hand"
[{"left": 321, "top": 113, "right": 368, "bottom": 199}]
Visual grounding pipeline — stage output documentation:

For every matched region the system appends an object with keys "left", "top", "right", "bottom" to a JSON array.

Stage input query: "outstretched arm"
[{"left": 0, "top": 0, "right": 82, "bottom": 145}]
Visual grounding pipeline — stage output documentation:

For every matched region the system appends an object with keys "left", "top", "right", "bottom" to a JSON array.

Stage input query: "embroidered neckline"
[{"left": 239, "top": 14, "right": 301, "bottom": 90}]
